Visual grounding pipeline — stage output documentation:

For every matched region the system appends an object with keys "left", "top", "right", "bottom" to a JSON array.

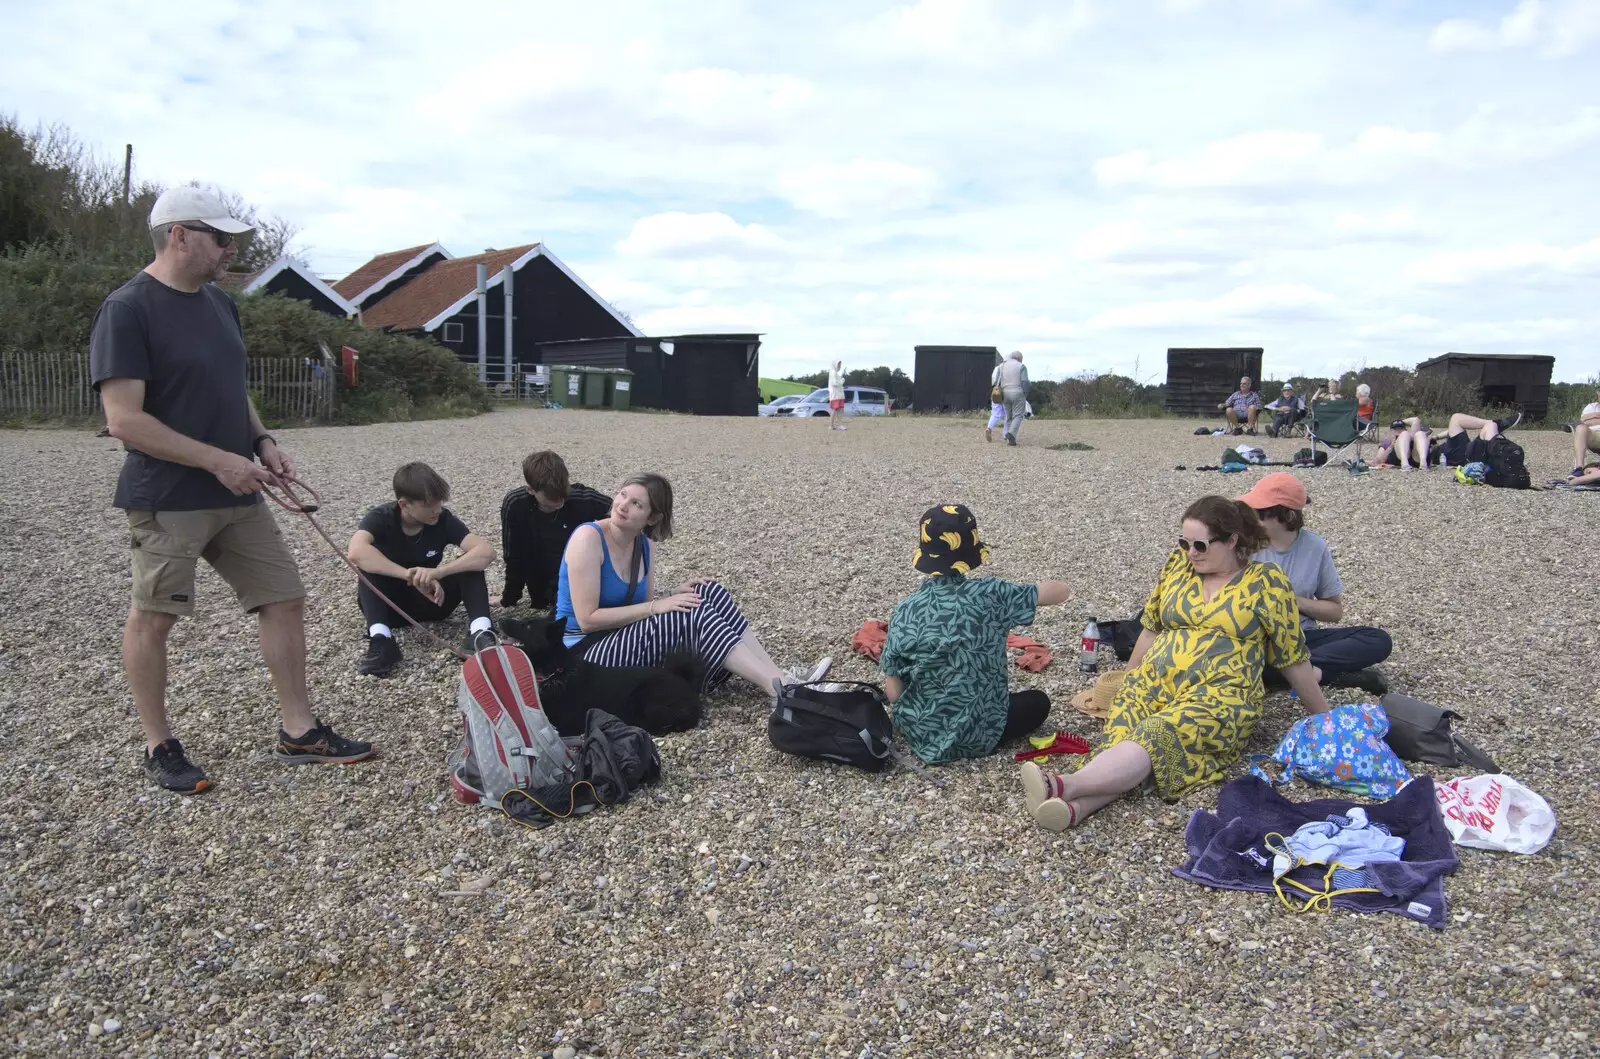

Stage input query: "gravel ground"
[{"left": 1, "top": 410, "right": 1596, "bottom": 1058}]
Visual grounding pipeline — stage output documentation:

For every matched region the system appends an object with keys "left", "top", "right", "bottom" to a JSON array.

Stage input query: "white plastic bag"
[{"left": 1435, "top": 774, "right": 1556, "bottom": 854}]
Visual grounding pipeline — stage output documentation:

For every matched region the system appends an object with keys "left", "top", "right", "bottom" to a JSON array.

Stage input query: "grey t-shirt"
[
  {"left": 1251, "top": 529, "right": 1343, "bottom": 629},
  {"left": 89, "top": 271, "right": 257, "bottom": 511}
]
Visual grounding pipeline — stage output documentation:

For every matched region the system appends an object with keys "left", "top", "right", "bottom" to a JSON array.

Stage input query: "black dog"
[{"left": 499, "top": 616, "right": 704, "bottom": 736}]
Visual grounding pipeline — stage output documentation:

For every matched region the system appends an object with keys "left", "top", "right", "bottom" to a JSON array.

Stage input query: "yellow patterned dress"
[{"left": 1100, "top": 550, "right": 1309, "bottom": 798}]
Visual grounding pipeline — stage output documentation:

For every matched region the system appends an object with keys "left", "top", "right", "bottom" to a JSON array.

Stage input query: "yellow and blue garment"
[{"left": 1244, "top": 808, "right": 1406, "bottom": 913}]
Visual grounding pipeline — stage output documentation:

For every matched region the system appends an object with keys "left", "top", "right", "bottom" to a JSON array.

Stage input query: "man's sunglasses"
[
  {"left": 1177, "top": 536, "right": 1224, "bottom": 554},
  {"left": 179, "top": 223, "right": 234, "bottom": 248}
]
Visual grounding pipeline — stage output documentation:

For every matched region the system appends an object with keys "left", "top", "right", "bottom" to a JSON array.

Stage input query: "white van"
[{"left": 775, "top": 386, "right": 891, "bottom": 417}]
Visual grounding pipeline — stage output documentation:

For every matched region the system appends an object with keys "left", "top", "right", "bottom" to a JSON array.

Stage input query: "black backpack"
[
  {"left": 768, "top": 680, "right": 895, "bottom": 772},
  {"left": 1482, "top": 435, "right": 1530, "bottom": 489}
]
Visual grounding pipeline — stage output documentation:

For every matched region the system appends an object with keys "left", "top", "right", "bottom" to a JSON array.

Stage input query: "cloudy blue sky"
[{"left": 5, "top": 0, "right": 1598, "bottom": 382}]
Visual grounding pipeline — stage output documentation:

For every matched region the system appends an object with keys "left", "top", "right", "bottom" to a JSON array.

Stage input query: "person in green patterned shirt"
[{"left": 879, "top": 504, "right": 1071, "bottom": 764}]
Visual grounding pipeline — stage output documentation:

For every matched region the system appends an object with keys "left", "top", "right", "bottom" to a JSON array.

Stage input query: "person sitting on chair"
[
  {"left": 1264, "top": 384, "right": 1306, "bottom": 437},
  {"left": 348, "top": 462, "right": 498, "bottom": 677},
  {"left": 1309, "top": 378, "right": 1341, "bottom": 405},
  {"left": 1217, "top": 376, "right": 1262, "bottom": 436},
  {"left": 495, "top": 450, "right": 610, "bottom": 611},
  {"left": 1355, "top": 384, "right": 1376, "bottom": 431}
]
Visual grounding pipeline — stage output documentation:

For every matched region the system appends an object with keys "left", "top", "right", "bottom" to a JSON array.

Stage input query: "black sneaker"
[
  {"left": 273, "top": 720, "right": 376, "bottom": 765},
  {"left": 461, "top": 626, "right": 501, "bottom": 655},
  {"left": 1494, "top": 411, "right": 1523, "bottom": 433},
  {"left": 1325, "top": 668, "right": 1389, "bottom": 696},
  {"left": 357, "top": 634, "right": 401, "bottom": 677},
  {"left": 143, "top": 739, "right": 212, "bottom": 795}
]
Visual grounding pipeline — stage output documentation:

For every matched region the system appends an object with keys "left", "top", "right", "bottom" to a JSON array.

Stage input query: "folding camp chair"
[{"left": 1306, "top": 397, "right": 1366, "bottom": 467}]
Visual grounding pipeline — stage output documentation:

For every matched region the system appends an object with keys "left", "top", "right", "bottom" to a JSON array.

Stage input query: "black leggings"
[
  {"left": 357, "top": 570, "right": 491, "bottom": 629},
  {"left": 997, "top": 689, "right": 1052, "bottom": 745}
]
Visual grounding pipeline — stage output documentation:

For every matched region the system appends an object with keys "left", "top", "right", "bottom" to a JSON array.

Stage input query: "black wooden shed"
[
  {"left": 537, "top": 337, "right": 669, "bottom": 411},
  {"left": 536, "top": 334, "right": 761, "bottom": 415},
  {"left": 1164, "top": 348, "right": 1264, "bottom": 417},
  {"left": 1415, "top": 353, "right": 1556, "bottom": 418},
  {"left": 912, "top": 345, "right": 1000, "bottom": 412},
  {"left": 660, "top": 334, "right": 761, "bottom": 416}
]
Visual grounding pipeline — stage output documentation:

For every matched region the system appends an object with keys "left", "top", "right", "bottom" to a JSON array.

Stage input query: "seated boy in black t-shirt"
[
  {"left": 347, "top": 462, "right": 498, "bottom": 677},
  {"left": 494, "top": 450, "right": 611, "bottom": 611}
]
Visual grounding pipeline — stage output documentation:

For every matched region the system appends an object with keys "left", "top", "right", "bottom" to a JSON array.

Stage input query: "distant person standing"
[
  {"left": 997, "top": 350, "right": 1029, "bottom": 446},
  {"left": 90, "top": 185, "right": 375, "bottom": 794},
  {"left": 827, "top": 360, "right": 847, "bottom": 431}
]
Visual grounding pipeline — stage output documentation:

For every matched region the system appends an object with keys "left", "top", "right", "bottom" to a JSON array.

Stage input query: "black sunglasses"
[
  {"left": 179, "top": 223, "right": 234, "bottom": 248},
  {"left": 1177, "top": 535, "right": 1224, "bottom": 554}
]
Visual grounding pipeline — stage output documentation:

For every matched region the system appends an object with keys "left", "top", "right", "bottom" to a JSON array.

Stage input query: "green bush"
[{"left": 233, "top": 293, "right": 489, "bottom": 424}]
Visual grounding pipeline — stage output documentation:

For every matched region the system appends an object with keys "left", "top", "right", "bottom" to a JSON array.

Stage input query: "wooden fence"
[{"left": 1, "top": 351, "right": 337, "bottom": 423}]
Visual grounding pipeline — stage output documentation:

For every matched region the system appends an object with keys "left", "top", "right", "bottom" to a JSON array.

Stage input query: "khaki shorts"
[{"left": 127, "top": 504, "right": 305, "bottom": 616}]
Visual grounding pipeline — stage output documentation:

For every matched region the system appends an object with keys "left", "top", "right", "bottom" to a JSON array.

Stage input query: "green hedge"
[{"left": 0, "top": 240, "right": 489, "bottom": 425}]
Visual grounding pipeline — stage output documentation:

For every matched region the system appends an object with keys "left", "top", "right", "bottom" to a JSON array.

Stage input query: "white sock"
[
  {"left": 369, "top": 623, "right": 393, "bottom": 639},
  {"left": 469, "top": 616, "right": 492, "bottom": 634}
]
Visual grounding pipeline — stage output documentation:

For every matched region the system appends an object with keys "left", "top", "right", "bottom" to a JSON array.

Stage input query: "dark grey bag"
[{"left": 1380, "top": 693, "right": 1498, "bottom": 772}]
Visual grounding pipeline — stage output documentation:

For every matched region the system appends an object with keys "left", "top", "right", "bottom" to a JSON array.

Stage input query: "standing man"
[
  {"left": 495, "top": 450, "right": 611, "bottom": 611},
  {"left": 997, "top": 350, "right": 1029, "bottom": 446},
  {"left": 1218, "top": 376, "right": 1261, "bottom": 435},
  {"left": 91, "top": 185, "right": 375, "bottom": 795}
]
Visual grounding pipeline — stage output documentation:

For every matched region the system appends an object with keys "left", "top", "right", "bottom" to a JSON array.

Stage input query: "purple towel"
[{"left": 1173, "top": 775, "right": 1458, "bottom": 928}]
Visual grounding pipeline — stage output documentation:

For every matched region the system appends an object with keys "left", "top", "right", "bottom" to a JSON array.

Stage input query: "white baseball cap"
[{"left": 148, "top": 186, "right": 256, "bottom": 235}]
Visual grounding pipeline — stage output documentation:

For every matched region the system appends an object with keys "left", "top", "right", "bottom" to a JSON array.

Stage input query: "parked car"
[
  {"left": 758, "top": 394, "right": 806, "bottom": 417},
  {"left": 774, "top": 387, "right": 891, "bottom": 417}
]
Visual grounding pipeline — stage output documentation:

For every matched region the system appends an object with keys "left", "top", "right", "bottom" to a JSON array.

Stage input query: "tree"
[{"left": 202, "top": 185, "right": 301, "bottom": 272}]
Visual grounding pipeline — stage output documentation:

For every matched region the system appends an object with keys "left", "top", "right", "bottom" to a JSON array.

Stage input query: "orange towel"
[{"left": 851, "top": 620, "right": 1054, "bottom": 671}]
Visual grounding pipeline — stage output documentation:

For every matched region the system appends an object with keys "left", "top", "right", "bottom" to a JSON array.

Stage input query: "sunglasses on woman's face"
[
  {"left": 180, "top": 223, "right": 234, "bottom": 248},
  {"left": 1177, "top": 536, "right": 1223, "bottom": 554}
]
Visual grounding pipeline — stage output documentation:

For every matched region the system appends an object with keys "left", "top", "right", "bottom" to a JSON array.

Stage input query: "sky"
[{"left": 5, "top": 0, "right": 1599, "bottom": 383}]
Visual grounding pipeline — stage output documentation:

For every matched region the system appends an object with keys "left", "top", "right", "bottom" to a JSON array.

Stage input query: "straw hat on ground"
[{"left": 1071, "top": 670, "right": 1127, "bottom": 718}]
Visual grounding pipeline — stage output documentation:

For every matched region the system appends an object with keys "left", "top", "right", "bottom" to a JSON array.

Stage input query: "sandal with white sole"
[{"left": 1033, "top": 797, "right": 1079, "bottom": 832}]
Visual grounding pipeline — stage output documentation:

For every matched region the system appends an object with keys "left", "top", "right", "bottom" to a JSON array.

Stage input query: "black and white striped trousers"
[{"left": 578, "top": 580, "right": 749, "bottom": 692}]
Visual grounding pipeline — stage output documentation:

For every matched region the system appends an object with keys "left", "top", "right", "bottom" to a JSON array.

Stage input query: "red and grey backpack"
[{"left": 447, "top": 644, "right": 576, "bottom": 805}]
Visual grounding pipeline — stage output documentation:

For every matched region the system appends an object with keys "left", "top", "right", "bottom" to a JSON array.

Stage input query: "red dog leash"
[{"left": 264, "top": 474, "right": 472, "bottom": 661}]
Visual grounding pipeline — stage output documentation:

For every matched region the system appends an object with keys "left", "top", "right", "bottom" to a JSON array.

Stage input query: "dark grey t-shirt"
[{"left": 89, "top": 271, "right": 257, "bottom": 511}]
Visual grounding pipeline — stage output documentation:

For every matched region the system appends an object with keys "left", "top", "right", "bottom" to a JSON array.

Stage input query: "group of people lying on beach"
[
  {"left": 1220, "top": 378, "right": 1600, "bottom": 485},
  {"left": 353, "top": 449, "right": 1402, "bottom": 836}
]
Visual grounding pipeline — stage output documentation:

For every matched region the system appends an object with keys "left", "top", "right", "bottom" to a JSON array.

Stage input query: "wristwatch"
[{"left": 252, "top": 433, "right": 277, "bottom": 456}]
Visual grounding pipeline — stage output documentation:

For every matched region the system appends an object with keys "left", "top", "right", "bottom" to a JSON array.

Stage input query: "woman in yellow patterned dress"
[{"left": 1021, "top": 495, "right": 1333, "bottom": 830}]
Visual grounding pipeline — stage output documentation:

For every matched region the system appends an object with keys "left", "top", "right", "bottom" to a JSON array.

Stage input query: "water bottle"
[{"left": 1079, "top": 618, "right": 1101, "bottom": 673}]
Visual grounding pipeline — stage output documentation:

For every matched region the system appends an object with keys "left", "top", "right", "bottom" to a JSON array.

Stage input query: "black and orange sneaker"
[
  {"left": 143, "top": 739, "right": 212, "bottom": 795},
  {"left": 272, "top": 720, "right": 376, "bottom": 765}
]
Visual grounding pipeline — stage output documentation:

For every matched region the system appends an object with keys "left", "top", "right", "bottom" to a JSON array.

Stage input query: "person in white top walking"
[{"left": 827, "top": 360, "right": 846, "bottom": 431}]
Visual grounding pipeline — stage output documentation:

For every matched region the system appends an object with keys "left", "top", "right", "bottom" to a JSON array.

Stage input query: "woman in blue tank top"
[{"left": 553, "top": 473, "right": 830, "bottom": 697}]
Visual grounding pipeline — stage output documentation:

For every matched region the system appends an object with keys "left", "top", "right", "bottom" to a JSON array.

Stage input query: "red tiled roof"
[
  {"left": 360, "top": 245, "right": 538, "bottom": 331},
  {"left": 332, "top": 243, "right": 439, "bottom": 300}
]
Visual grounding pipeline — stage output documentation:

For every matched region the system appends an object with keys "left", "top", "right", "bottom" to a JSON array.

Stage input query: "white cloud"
[
  {"left": 777, "top": 159, "right": 939, "bottom": 218},
  {"left": 1430, "top": 0, "right": 1600, "bottom": 57},
  {"left": 842, "top": 0, "right": 1092, "bottom": 62},
  {"left": 1407, "top": 238, "right": 1600, "bottom": 284},
  {"left": 3, "top": 0, "right": 1598, "bottom": 381},
  {"left": 1086, "top": 284, "right": 1338, "bottom": 330},
  {"left": 615, "top": 212, "right": 791, "bottom": 258}
]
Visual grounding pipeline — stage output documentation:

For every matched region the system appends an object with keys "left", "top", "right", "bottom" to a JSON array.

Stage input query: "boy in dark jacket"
[{"left": 495, "top": 451, "right": 610, "bottom": 611}]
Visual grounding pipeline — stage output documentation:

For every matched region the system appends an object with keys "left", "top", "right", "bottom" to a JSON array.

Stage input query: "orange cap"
[{"left": 1236, "top": 471, "right": 1307, "bottom": 510}]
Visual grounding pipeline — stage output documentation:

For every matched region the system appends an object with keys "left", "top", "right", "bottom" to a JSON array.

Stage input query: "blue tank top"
[{"left": 554, "top": 523, "right": 651, "bottom": 646}]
